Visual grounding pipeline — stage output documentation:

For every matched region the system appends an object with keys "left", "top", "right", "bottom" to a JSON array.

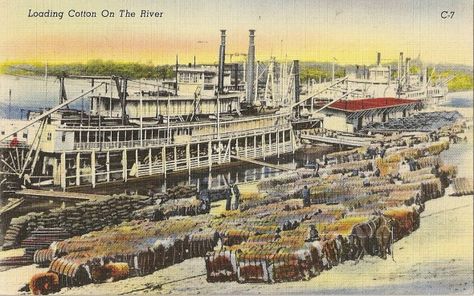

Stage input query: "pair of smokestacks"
[
  {"left": 217, "top": 30, "right": 299, "bottom": 104},
  {"left": 217, "top": 29, "right": 256, "bottom": 103}
]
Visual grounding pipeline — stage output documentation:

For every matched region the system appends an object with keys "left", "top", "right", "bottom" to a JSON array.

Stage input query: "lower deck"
[{"left": 40, "top": 128, "right": 297, "bottom": 189}]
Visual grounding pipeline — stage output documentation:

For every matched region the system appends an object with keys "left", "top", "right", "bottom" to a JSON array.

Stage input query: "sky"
[{"left": 0, "top": 0, "right": 472, "bottom": 66}]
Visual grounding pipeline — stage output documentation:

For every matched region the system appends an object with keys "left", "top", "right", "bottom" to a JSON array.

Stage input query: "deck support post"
[
  {"left": 60, "top": 152, "right": 66, "bottom": 190},
  {"left": 135, "top": 149, "right": 139, "bottom": 170},
  {"left": 162, "top": 146, "right": 167, "bottom": 178},
  {"left": 269, "top": 133, "right": 272, "bottom": 155},
  {"left": 122, "top": 149, "right": 127, "bottom": 182},
  {"left": 173, "top": 146, "right": 177, "bottom": 170},
  {"left": 208, "top": 141, "right": 212, "bottom": 172},
  {"left": 244, "top": 137, "right": 248, "bottom": 158},
  {"left": 208, "top": 171, "right": 212, "bottom": 189},
  {"left": 76, "top": 152, "right": 81, "bottom": 186},
  {"left": 235, "top": 138, "right": 239, "bottom": 157},
  {"left": 148, "top": 148, "right": 152, "bottom": 176},
  {"left": 186, "top": 143, "right": 191, "bottom": 175},
  {"left": 91, "top": 150, "right": 96, "bottom": 188},
  {"left": 254, "top": 135, "right": 257, "bottom": 158},
  {"left": 197, "top": 143, "right": 200, "bottom": 167},
  {"left": 291, "top": 129, "right": 296, "bottom": 154},
  {"left": 282, "top": 130, "right": 286, "bottom": 153},
  {"left": 218, "top": 141, "right": 222, "bottom": 164},
  {"left": 106, "top": 151, "right": 110, "bottom": 182},
  {"left": 277, "top": 130, "right": 280, "bottom": 158},
  {"left": 262, "top": 134, "right": 265, "bottom": 160}
]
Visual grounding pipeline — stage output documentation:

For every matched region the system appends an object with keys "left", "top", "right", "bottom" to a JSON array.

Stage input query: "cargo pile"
[
  {"left": 30, "top": 216, "right": 218, "bottom": 290},
  {"left": 451, "top": 177, "right": 474, "bottom": 196},
  {"left": 203, "top": 132, "right": 455, "bottom": 284},
  {"left": 132, "top": 197, "right": 207, "bottom": 220},
  {"left": 1, "top": 185, "right": 200, "bottom": 253},
  {"left": 6, "top": 118, "right": 468, "bottom": 292}
]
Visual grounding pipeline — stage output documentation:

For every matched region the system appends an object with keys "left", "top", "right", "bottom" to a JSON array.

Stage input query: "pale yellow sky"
[{"left": 0, "top": 0, "right": 472, "bottom": 65}]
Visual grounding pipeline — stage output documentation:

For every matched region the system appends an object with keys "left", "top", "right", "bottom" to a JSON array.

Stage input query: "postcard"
[{"left": 0, "top": 0, "right": 472, "bottom": 295}]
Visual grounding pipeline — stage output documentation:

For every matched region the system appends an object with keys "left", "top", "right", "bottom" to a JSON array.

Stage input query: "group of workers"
[{"left": 198, "top": 181, "right": 240, "bottom": 213}]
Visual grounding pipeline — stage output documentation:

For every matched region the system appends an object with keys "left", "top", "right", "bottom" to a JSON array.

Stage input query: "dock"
[
  {"left": 14, "top": 189, "right": 108, "bottom": 202},
  {"left": 300, "top": 134, "right": 371, "bottom": 147},
  {"left": 230, "top": 155, "right": 292, "bottom": 171}
]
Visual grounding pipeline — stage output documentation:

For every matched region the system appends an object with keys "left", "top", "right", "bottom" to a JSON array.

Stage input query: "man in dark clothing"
[
  {"left": 225, "top": 187, "right": 232, "bottom": 211},
  {"left": 313, "top": 161, "right": 320, "bottom": 177},
  {"left": 274, "top": 227, "right": 282, "bottom": 241},
  {"left": 306, "top": 225, "right": 320, "bottom": 242},
  {"left": 199, "top": 188, "right": 211, "bottom": 212},
  {"left": 302, "top": 185, "right": 311, "bottom": 207},
  {"left": 152, "top": 210, "right": 164, "bottom": 221},
  {"left": 408, "top": 158, "right": 417, "bottom": 171},
  {"left": 374, "top": 167, "right": 381, "bottom": 177},
  {"left": 232, "top": 184, "right": 240, "bottom": 210},
  {"left": 379, "top": 146, "right": 386, "bottom": 159}
]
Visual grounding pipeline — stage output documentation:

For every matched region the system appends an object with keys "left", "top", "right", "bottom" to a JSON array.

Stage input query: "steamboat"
[{"left": 0, "top": 30, "right": 449, "bottom": 191}]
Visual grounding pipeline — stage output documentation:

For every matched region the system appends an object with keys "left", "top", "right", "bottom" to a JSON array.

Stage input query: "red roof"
[{"left": 329, "top": 98, "right": 419, "bottom": 112}]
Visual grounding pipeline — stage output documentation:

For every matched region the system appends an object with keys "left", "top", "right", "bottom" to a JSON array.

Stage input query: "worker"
[
  {"left": 408, "top": 158, "right": 417, "bottom": 171},
  {"left": 363, "top": 175, "right": 371, "bottom": 187},
  {"left": 374, "top": 167, "right": 381, "bottom": 177},
  {"left": 352, "top": 169, "right": 359, "bottom": 177},
  {"left": 152, "top": 209, "right": 164, "bottom": 221},
  {"left": 232, "top": 184, "right": 240, "bottom": 210},
  {"left": 379, "top": 145, "right": 386, "bottom": 159},
  {"left": 302, "top": 185, "right": 311, "bottom": 207},
  {"left": 313, "top": 161, "right": 320, "bottom": 177},
  {"left": 306, "top": 224, "right": 320, "bottom": 242},
  {"left": 225, "top": 186, "right": 232, "bottom": 211},
  {"left": 199, "top": 188, "right": 211, "bottom": 212},
  {"left": 274, "top": 227, "right": 282, "bottom": 241}
]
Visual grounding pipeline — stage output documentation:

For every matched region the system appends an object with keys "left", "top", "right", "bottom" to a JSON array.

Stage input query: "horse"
[
  {"left": 375, "top": 215, "right": 395, "bottom": 260},
  {"left": 350, "top": 217, "right": 378, "bottom": 259}
]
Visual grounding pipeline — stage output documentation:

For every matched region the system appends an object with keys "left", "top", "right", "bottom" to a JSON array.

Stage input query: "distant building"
[{"left": 321, "top": 97, "right": 421, "bottom": 132}]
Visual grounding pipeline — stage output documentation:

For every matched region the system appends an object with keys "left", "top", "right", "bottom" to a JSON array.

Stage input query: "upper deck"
[{"left": 40, "top": 112, "right": 292, "bottom": 153}]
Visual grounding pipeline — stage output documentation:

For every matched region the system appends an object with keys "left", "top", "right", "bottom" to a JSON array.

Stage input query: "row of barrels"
[
  {"left": 451, "top": 177, "right": 474, "bottom": 196},
  {"left": 2, "top": 185, "right": 200, "bottom": 251},
  {"left": 204, "top": 134, "right": 454, "bottom": 284},
  {"left": 132, "top": 197, "right": 207, "bottom": 221},
  {"left": 29, "top": 228, "right": 219, "bottom": 294},
  {"left": 205, "top": 206, "right": 421, "bottom": 284}
]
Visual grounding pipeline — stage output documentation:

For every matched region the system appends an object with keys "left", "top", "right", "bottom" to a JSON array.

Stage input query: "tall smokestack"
[
  {"left": 218, "top": 30, "right": 226, "bottom": 93},
  {"left": 405, "top": 58, "right": 411, "bottom": 86},
  {"left": 246, "top": 29, "right": 256, "bottom": 104},
  {"left": 398, "top": 52, "right": 404, "bottom": 81},
  {"left": 376, "top": 52, "right": 381, "bottom": 66},
  {"left": 293, "top": 60, "right": 300, "bottom": 104}
]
